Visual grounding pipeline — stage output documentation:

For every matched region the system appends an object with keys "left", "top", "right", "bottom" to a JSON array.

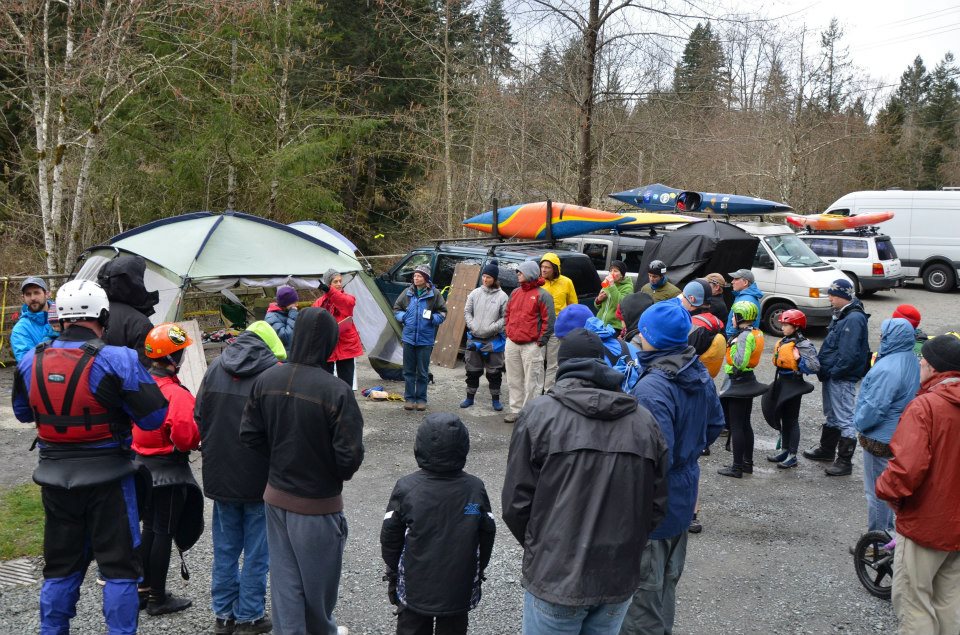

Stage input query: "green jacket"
[
  {"left": 594, "top": 279, "right": 633, "bottom": 330},
  {"left": 723, "top": 327, "right": 763, "bottom": 375},
  {"left": 639, "top": 280, "right": 681, "bottom": 303}
]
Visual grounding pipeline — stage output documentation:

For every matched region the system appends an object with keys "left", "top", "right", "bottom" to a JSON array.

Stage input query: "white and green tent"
[{"left": 75, "top": 211, "right": 403, "bottom": 376}]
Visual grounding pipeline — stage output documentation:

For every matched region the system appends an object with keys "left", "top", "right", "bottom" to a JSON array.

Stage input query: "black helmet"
[{"left": 649, "top": 260, "right": 667, "bottom": 275}]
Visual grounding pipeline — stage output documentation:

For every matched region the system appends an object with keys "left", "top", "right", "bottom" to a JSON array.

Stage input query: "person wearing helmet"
[
  {"left": 761, "top": 310, "right": 820, "bottom": 469},
  {"left": 133, "top": 323, "right": 203, "bottom": 617},
  {"left": 638, "top": 259, "right": 681, "bottom": 303},
  {"left": 11, "top": 279, "right": 168, "bottom": 635},
  {"left": 717, "top": 301, "right": 769, "bottom": 478},
  {"left": 725, "top": 269, "right": 762, "bottom": 338}
]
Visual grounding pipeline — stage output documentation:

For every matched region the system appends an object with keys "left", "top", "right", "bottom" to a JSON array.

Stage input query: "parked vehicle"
[
  {"left": 560, "top": 232, "right": 651, "bottom": 282},
  {"left": 375, "top": 241, "right": 602, "bottom": 307},
  {"left": 797, "top": 229, "right": 904, "bottom": 296},
  {"left": 824, "top": 189, "right": 960, "bottom": 292}
]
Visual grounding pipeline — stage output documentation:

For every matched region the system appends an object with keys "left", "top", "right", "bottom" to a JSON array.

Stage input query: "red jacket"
[
  {"left": 876, "top": 371, "right": 960, "bottom": 551},
  {"left": 133, "top": 373, "right": 201, "bottom": 456},
  {"left": 505, "top": 279, "right": 554, "bottom": 346},
  {"left": 313, "top": 287, "right": 363, "bottom": 361}
]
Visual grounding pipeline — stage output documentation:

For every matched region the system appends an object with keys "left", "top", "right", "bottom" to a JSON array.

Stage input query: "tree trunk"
[
  {"left": 227, "top": 38, "right": 238, "bottom": 210},
  {"left": 63, "top": 130, "right": 98, "bottom": 271},
  {"left": 270, "top": 0, "right": 292, "bottom": 217},
  {"left": 442, "top": 0, "right": 455, "bottom": 235},
  {"left": 575, "top": 0, "right": 600, "bottom": 206}
]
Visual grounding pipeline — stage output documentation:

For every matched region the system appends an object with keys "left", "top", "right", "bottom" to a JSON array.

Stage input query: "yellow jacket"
[{"left": 540, "top": 252, "right": 578, "bottom": 315}]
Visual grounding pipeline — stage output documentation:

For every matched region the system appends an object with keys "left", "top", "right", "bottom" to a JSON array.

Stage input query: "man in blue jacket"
[
  {"left": 393, "top": 265, "right": 447, "bottom": 411},
  {"left": 725, "top": 269, "right": 762, "bottom": 337},
  {"left": 582, "top": 315, "right": 640, "bottom": 391},
  {"left": 803, "top": 278, "right": 870, "bottom": 476},
  {"left": 853, "top": 318, "right": 920, "bottom": 533},
  {"left": 619, "top": 301, "right": 725, "bottom": 635},
  {"left": 10, "top": 276, "right": 58, "bottom": 362}
]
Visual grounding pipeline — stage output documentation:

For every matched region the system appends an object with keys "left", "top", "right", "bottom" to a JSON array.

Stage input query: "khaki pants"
[
  {"left": 893, "top": 533, "right": 960, "bottom": 635},
  {"left": 542, "top": 335, "right": 560, "bottom": 392},
  {"left": 505, "top": 339, "right": 545, "bottom": 415}
]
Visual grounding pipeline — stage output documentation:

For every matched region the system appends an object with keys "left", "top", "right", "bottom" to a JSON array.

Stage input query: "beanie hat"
[
  {"left": 828, "top": 278, "right": 854, "bottom": 300},
  {"left": 610, "top": 260, "right": 628, "bottom": 277},
  {"left": 557, "top": 328, "right": 605, "bottom": 365},
  {"left": 481, "top": 259, "right": 500, "bottom": 280},
  {"left": 620, "top": 292, "right": 654, "bottom": 335},
  {"left": 414, "top": 264, "right": 432, "bottom": 281},
  {"left": 322, "top": 269, "right": 340, "bottom": 287},
  {"left": 892, "top": 304, "right": 921, "bottom": 329},
  {"left": 681, "top": 280, "right": 706, "bottom": 307},
  {"left": 276, "top": 285, "right": 298, "bottom": 307},
  {"left": 638, "top": 299, "right": 692, "bottom": 350},
  {"left": 518, "top": 260, "right": 540, "bottom": 281},
  {"left": 921, "top": 333, "right": 960, "bottom": 373},
  {"left": 555, "top": 304, "right": 594, "bottom": 338}
]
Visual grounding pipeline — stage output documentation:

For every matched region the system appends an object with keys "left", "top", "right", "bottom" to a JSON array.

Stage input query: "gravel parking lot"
[{"left": 0, "top": 284, "right": 951, "bottom": 634}]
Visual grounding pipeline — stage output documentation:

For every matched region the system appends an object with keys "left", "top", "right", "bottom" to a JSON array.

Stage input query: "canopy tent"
[{"left": 74, "top": 211, "right": 404, "bottom": 376}]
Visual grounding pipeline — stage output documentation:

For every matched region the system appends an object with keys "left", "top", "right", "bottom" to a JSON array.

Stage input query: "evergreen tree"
[
  {"left": 920, "top": 53, "right": 960, "bottom": 188},
  {"left": 815, "top": 18, "right": 851, "bottom": 113},
  {"left": 479, "top": 0, "right": 514, "bottom": 77},
  {"left": 673, "top": 22, "right": 726, "bottom": 108}
]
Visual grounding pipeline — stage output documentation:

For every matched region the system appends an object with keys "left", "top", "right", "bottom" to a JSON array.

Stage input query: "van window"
[
  {"left": 393, "top": 253, "right": 432, "bottom": 283},
  {"left": 763, "top": 235, "right": 826, "bottom": 267},
  {"left": 806, "top": 238, "right": 839, "bottom": 258},
  {"left": 840, "top": 240, "right": 869, "bottom": 259},
  {"left": 434, "top": 254, "right": 481, "bottom": 292},
  {"left": 876, "top": 238, "right": 898, "bottom": 260},
  {"left": 754, "top": 243, "right": 774, "bottom": 269},
  {"left": 583, "top": 242, "right": 609, "bottom": 270}
]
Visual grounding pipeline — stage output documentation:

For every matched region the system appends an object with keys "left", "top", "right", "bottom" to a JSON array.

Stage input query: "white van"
[
  {"left": 824, "top": 190, "right": 960, "bottom": 292},
  {"left": 736, "top": 222, "right": 851, "bottom": 334}
]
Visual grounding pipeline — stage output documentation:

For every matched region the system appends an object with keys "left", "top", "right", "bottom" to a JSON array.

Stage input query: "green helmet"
[{"left": 731, "top": 300, "right": 758, "bottom": 323}]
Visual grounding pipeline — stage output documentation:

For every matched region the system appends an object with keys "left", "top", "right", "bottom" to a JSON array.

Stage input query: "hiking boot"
[
  {"left": 825, "top": 437, "right": 856, "bottom": 476},
  {"left": 718, "top": 465, "right": 743, "bottom": 478},
  {"left": 767, "top": 449, "right": 789, "bottom": 463},
  {"left": 492, "top": 398, "right": 503, "bottom": 412},
  {"left": 415, "top": 403, "right": 427, "bottom": 411},
  {"left": 145, "top": 592, "right": 192, "bottom": 616},
  {"left": 719, "top": 426, "right": 730, "bottom": 437},
  {"left": 403, "top": 401, "right": 415, "bottom": 411},
  {"left": 803, "top": 426, "right": 841, "bottom": 462},
  {"left": 503, "top": 412, "right": 518, "bottom": 424},
  {"left": 460, "top": 397, "right": 474, "bottom": 408},
  {"left": 777, "top": 454, "right": 798, "bottom": 469},
  {"left": 742, "top": 461, "right": 753, "bottom": 474},
  {"left": 235, "top": 615, "right": 273, "bottom": 634},
  {"left": 214, "top": 618, "right": 237, "bottom": 635},
  {"left": 138, "top": 588, "right": 150, "bottom": 611},
  {"left": 688, "top": 514, "right": 703, "bottom": 534}
]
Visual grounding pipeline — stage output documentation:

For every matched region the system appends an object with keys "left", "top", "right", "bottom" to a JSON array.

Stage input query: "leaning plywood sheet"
[
  {"left": 431, "top": 263, "right": 481, "bottom": 369},
  {"left": 177, "top": 320, "right": 208, "bottom": 395}
]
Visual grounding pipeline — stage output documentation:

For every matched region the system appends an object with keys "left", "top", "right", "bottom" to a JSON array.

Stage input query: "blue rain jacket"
[
  {"left": 583, "top": 316, "right": 640, "bottom": 391},
  {"left": 818, "top": 299, "right": 870, "bottom": 382},
  {"left": 11, "top": 301, "right": 58, "bottom": 362},
  {"left": 393, "top": 285, "right": 447, "bottom": 347},
  {"left": 854, "top": 318, "right": 921, "bottom": 444},
  {"left": 725, "top": 283, "right": 763, "bottom": 337}
]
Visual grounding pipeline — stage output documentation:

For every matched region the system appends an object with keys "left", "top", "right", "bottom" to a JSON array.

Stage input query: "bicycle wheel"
[{"left": 854, "top": 530, "right": 894, "bottom": 600}]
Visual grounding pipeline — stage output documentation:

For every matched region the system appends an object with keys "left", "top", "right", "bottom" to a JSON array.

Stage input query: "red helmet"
[{"left": 779, "top": 309, "right": 807, "bottom": 329}]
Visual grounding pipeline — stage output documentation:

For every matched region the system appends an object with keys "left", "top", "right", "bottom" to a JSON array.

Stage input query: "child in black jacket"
[{"left": 380, "top": 413, "right": 496, "bottom": 635}]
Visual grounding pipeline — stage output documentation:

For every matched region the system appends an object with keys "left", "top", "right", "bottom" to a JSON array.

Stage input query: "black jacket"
[
  {"left": 98, "top": 255, "right": 159, "bottom": 368},
  {"left": 502, "top": 358, "right": 668, "bottom": 606},
  {"left": 380, "top": 413, "right": 496, "bottom": 616},
  {"left": 194, "top": 331, "right": 279, "bottom": 503},
  {"left": 240, "top": 308, "right": 364, "bottom": 502},
  {"left": 706, "top": 295, "right": 729, "bottom": 325}
]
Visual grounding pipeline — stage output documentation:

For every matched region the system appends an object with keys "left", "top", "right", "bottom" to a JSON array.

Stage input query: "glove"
[
  {"left": 318, "top": 280, "right": 330, "bottom": 293},
  {"left": 383, "top": 571, "right": 399, "bottom": 606}
]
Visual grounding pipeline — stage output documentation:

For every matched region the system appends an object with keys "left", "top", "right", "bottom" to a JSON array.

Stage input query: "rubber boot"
[
  {"left": 802, "top": 426, "right": 841, "bottom": 462},
  {"left": 460, "top": 395, "right": 475, "bottom": 408},
  {"left": 491, "top": 397, "right": 503, "bottom": 412},
  {"left": 146, "top": 591, "right": 192, "bottom": 616},
  {"left": 825, "top": 437, "right": 856, "bottom": 476}
]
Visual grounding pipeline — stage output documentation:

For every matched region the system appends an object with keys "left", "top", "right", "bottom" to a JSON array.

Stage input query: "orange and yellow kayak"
[
  {"left": 786, "top": 211, "right": 894, "bottom": 231},
  {"left": 463, "top": 201, "right": 631, "bottom": 239}
]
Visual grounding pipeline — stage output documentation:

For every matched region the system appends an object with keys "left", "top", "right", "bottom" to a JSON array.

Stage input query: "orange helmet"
[{"left": 145, "top": 323, "right": 192, "bottom": 359}]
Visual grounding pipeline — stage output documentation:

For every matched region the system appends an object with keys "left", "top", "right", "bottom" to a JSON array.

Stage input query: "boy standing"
[{"left": 381, "top": 413, "right": 496, "bottom": 635}]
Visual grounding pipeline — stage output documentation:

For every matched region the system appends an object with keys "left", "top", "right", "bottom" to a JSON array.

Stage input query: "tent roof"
[{"left": 105, "top": 212, "right": 361, "bottom": 280}]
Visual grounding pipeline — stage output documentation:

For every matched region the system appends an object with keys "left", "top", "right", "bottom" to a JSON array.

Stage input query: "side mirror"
[{"left": 757, "top": 253, "right": 774, "bottom": 269}]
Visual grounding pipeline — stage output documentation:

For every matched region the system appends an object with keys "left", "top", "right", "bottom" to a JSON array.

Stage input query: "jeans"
[
  {"left": 620, "top": 533, "right": 688, "bottom": 635},
  {"left": 211, "top": 501, "right": 269, "bottom": 623},
  {"left": 402, "top": 344, "right": 433, "bottom": 403},
  {"left": 863, "top": 451, "right": 895, "bottom": 532},
  {"left": 822, "top": 379, "right": 858, "bottom": 439},
  {"left": 523, "top": 591, "right": 630, "bottom": 635}
]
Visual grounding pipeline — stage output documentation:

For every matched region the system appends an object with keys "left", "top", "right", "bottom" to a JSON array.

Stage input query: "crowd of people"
[{"left": 7, "top": 252, "right": 960, "bottom": 635}]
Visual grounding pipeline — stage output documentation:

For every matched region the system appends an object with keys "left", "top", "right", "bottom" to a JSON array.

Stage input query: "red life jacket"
[
  {"left": 29, "top": 341, "right": 125, "bottom": 443},
  {"left": 692, "top": 312, "right": 724, "bottom": 334}
]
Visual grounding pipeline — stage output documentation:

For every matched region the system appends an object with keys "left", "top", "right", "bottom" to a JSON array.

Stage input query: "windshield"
[{"left": 764, "top": 234, "right": 828, "bottom": 267}]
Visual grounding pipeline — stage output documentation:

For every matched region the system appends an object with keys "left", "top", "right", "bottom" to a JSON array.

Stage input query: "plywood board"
[
  {"left": 431, "top": 263, "right": 481, "bottom": 369},
  {"left": 177, "top": 320, "right": 208, "bottom": 395}
]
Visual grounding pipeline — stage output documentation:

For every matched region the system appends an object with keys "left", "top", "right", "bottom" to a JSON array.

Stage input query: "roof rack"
[{"left": 799, "top": 225, "right": 883, "bottom": 237}]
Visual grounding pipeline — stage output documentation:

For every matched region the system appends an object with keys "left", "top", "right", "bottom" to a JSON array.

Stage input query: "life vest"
[
  {"left": 692, "top": 312, "right": 724, "bottom": 334},
  {"left": 29, "top": 341, "right": 126, "bottom": 443},
  {"left": 725, "top": 329, "right": 764, "bottom": 369},
  {"left": 773, "top": 339, "right": 800, "bottom": 371},
  {"left": 700, "top": 333, "right": 727, "bottom": 377}
]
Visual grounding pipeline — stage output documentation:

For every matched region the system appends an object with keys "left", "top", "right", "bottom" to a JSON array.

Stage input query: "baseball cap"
[
  {"left": 705, "top": 273, "right": 728, "bottom": 287},
  {"left": 20, "top": 276, "right": 49, "bottom": 293},
  {"left": 728, "top": 269, "right": 755, "bottom": 283}
]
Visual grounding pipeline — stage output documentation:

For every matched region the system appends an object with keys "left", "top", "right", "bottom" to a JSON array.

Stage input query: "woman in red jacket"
[
  {"left": 134, "top": 323, "right": 202, "bottom": 616},
  {"left": 313, "top": 269, "right": 363, "bottom": 387}
]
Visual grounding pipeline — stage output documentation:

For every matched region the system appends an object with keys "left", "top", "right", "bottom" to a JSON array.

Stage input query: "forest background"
[{"left": 1, "top": 0, "right": 958, "bottom": 275}]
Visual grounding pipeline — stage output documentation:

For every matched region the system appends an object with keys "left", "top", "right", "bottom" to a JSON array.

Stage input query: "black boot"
[
  {"left": 718, "top": 464, "right": 743, "bottom": 478},
  {"left": 802, "top": 426, "right": 841, "bottom": 462},
  {"left": 825, "top": 437, "right": 856, "bottom": 476},
  {"left": 742, "top": 460, "right": 753, "bottom": 475},
  {"left": 146, "top": 591, "right": 192, "bottom": 616}
]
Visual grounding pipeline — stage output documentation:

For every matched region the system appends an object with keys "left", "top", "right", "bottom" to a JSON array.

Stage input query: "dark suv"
[{"left": 375, "top": 241, "right": 602, "bottom": 307}]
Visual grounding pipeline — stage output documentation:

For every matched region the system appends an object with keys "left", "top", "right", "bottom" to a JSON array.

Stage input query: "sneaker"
[
  {"left": 777, "top": 454, "right": 798, "bottom": 469},
  {"left": 688, "top": 515, "right": 703, "bottom": 534},
  {"left": 214, "top": 618, "right": 237, "bottom": 635},
  {"left": 701, "top": 446, "right": 711, "bottom": 456},
  {"left": 95, "top": 567, "right": 106, "bottom": 587},
  {"left": 145, "top": 592, "right": 192, "bottom": 616},
  {"left": 337, "top": 627, "right": 350, "bottom": 635},
  {"left": 403, "top": 401, "right": 415, "bottom": 411},
  {"left": 460, "top": 397, "right": 474, "bottom": 408},
  {"left": 235, "top": 615, "right": 273, "bottom": 634},
  {"left": 503, "top": 412, "right": 518, "bottom": 424},
  {"left": 719, "top": 426, "right": 730, "bottom": 437},
  {"left": 767, "top": 449, "right": 789, "bottom": 463},
  {"left": 717, "top": 465, "right": 743, "bottom": 478},
  {"left": 492, "top": 398, "right": 503, "bottom": 412},
  {"left": 415, "top": 403, "right": 427, "bottom": 411}
]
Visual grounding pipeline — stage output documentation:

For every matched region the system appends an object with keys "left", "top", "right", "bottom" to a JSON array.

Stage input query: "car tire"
[
  {"left": 843, "top": 272, "right": 861, "bottom": 296},
  {"left": 922, "top": 263, "right": 956, "bottom": 293},
  {"left": 762, "top": 302, "right": 793, "bottom": 336}
]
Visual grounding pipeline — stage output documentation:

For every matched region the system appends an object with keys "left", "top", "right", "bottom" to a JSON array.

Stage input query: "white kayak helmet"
[{"left": 56, "top": 279, "right": 110, "bottom": 324}]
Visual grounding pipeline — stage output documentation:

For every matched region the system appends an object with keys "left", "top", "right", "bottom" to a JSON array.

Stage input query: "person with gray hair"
[
  {"left": 502, "top": 261, "right": 554, "bottom": 424},
  {"left": 314, "top": 269, "right": 363, "bottom": 388}
]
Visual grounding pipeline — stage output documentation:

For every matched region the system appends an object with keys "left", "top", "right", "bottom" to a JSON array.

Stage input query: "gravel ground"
[{"left": 0, "top": 284, "right": 952, "bottom": 634}]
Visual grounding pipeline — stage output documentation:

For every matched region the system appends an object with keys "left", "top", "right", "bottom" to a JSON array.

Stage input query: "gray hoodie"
[{"left": 464, "top": 284, "right": 508, "bottom": 340}]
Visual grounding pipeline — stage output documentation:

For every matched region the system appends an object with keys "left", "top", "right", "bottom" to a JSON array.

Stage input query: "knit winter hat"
[
  {"left": 557, "top": 328, "right": 605, "bottom": 365},
  {"left": 518, "top": 260, "right": 541, "bottom": 281},
  {"left": 681, "top": 280, "right": 706, "bottom": 307},
  {"left": 893, "top": 304, "right": 921, "bottom": 328},
  {"left": 414, "top": 264, "right": 432, "bottom": 282},
  {"left": 322, "top": 269, "right": 341, "bottom": 287},
  {"left": 638, "top": 298, "right": 692, "bottom": 350},
  {"left": 276, "top": 285, "right": 298, "bottom": 307},
  {"left": 921, "top": 332, "right": 960, "bottom": 373},
  {"left": 555, "top": 304, "right": 594, "bottom": 338},
  {"left": 610, "top": 260, "right": 628, "bottom": 277},
  {"left": 828, "top": 278, "right": 854, "bottom": 300},
  {"left": 481, "top": 259, "right": 500, "bottom": 280}
]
